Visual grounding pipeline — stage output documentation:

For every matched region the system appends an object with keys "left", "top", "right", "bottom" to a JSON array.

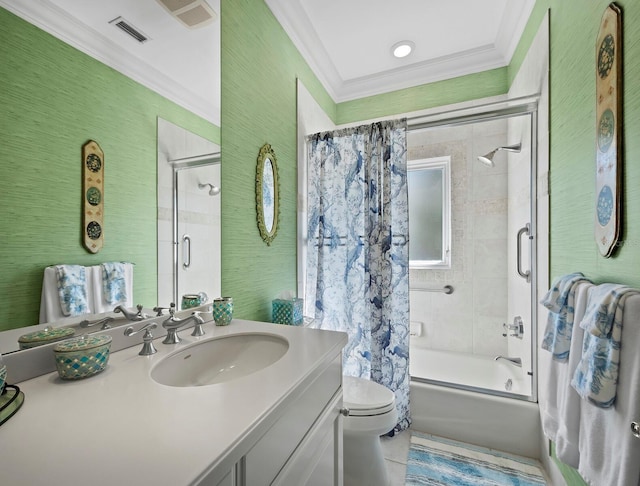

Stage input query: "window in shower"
[{"left": 408, "top": 156, "right": 451, "bottom": 269}]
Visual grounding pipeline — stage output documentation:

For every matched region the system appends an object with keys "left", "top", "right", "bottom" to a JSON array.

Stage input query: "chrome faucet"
[
  {"left": 162, "top": 303, "right": 205, "bottom": 344},
  {"left": 79, "top": 316, "right": 115, "bottom": 330},
  {"left": 114, "top": 304, "right": 149, "bottom": 321},
  {"left": 502, "top": 316, "right": 524, "bottom": 339},
  {"left": 494, "top": 356, "right": 522, "bottom": 367}
]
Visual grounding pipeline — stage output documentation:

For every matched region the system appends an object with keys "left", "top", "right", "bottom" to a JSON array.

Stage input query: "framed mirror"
[
  {"left": 256, "top": 143, "right": 279, "bottom": 245},
  {"left": 408, "top": 156, "right": 452, "bottom": 268}
]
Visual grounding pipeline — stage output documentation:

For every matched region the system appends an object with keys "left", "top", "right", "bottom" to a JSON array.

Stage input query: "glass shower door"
[
  {"left": 175, "top": 164, "right": 221, "bottom": 309},
  {"left": 407, "top": 106, "right": 538, "bottom": 400}
]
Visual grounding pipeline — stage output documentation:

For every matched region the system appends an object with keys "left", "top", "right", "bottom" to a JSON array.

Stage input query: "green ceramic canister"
[
  {"left": 181, "top": 294, "right": 201, "bottom": 310},
  {"left": 213, "top": 297, "right": 233, "bottom": 326}
]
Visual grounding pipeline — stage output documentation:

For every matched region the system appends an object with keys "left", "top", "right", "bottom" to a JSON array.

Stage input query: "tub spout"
[{"left": 494, "top": 356, "right": 522, "bottom": 367}]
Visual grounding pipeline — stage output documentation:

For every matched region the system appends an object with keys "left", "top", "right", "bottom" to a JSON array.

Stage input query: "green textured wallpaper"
[
  {"left": 543, "top": 0, "right": 640, "bottom": 289},
  {"left": 220, "top": 0, "right": 334, "bottom": 321},
  {"left": 0, "top": 7, "right": 219, "bottom": 331}
]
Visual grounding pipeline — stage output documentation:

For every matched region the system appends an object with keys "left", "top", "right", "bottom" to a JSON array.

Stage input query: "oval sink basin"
[{"left": 151, "top": 333, "right": 289, "bottom": 387}]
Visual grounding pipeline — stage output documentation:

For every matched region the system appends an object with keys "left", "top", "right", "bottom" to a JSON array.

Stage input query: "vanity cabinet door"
[
  {"left": 272, "top": 390, "right": 343, "bottom": 486},
  {"left": 244, "top": 356, "right": 341, "bottom": 486},
  {"left": 214, "top": 469, "right": 233, "bottom": 486}
]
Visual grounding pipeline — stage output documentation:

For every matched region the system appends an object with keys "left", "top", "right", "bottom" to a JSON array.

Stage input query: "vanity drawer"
[{"left": 244, "top": 356, "right": 341, "bottom": 486}]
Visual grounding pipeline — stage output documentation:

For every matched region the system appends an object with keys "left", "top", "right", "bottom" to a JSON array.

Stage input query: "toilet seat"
[{"left": 343, "top": 376, "right": 396, "bottom": 417}]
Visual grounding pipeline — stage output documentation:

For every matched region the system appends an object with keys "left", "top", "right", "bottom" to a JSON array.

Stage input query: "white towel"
[
  {"left": 55, "top": 265, "right": 89, "bottom": 317},
  {"left": 577, "top": 292, "right": 640, "bottom": 486},
  {"left": 40, "top": 266, "right": 61, "bottom": 323},
  {"left": 540, "top": 281, "right": 590, "bottom": 468},
  {"left": 571, "top": 284, "right": 639, "bottom": 408}
]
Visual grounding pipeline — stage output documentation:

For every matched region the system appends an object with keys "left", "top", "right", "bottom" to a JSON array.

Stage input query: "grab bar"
[
  {"left": 516, "top": 224, "right": 531, "bottom": 282},
  {"left": 182, "top": 234, "right": 191, "bottom": 269},
  {"left": 413, "top": 285, "right": 454, "bottom": 294}
]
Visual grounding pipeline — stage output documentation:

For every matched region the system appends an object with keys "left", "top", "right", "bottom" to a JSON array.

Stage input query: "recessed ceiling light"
[{"left": 392, "top": 41, "right": 414, "bottom": 58}]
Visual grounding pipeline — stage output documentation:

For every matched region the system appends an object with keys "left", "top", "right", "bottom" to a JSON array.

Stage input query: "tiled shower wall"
[{"left": 408, "top": 120, "right": 510, "bottom": 357}]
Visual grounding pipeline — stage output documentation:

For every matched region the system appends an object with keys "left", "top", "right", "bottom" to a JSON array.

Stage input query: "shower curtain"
[{"left": 305, "top": 119, "right": 410, "bottom": 433}]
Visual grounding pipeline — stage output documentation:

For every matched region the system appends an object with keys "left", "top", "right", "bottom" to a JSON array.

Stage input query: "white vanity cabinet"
[
  {"left": 211, "top": 355, "right": 343, "bottom": 486},
  {"left": 0, "top": 320, "right": 348, "bottom": 486}
]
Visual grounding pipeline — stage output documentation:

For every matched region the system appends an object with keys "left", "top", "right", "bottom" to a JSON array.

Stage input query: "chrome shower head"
[
  {"left": 477, "top": 143, "right": 522, "bottom": 167},
  {"left": 198, "top": 182, "right": 220, "bottom": 196}
]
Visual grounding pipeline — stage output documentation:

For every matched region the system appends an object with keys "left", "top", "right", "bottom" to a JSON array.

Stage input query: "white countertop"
[{"left": 0, "top": 319, "right": 347, "bottom": 485}]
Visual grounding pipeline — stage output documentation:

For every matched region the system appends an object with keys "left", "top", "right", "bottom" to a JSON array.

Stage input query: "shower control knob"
[{"left": 631, "top": 422, "right": 640, "bottom": 438}]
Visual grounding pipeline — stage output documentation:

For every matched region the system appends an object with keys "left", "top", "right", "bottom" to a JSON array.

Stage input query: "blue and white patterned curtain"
[{"left": 305, "top": 119, "right": 410, "bottom": 433}]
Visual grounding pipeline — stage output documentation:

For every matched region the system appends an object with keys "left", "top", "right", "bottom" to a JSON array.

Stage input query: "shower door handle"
[
  {"left": 517, "top": 224, "right": 531, "bottom": 283},
  {"left": 182, "top": 234, "right": 191, "bottom": 269}
]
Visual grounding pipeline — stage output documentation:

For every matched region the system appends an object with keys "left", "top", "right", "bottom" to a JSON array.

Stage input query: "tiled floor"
[{"left": 380, "top": 428, "right": 412, "bottom": 486}]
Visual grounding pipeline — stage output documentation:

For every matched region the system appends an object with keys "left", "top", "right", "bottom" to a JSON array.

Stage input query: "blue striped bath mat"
[{"left": 406, "top": 432, "right": 546, "bottom": 485}]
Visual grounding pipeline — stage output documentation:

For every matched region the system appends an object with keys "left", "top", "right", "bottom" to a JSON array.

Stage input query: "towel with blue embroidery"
[
  {"left": 101, "top": 262, "right": 128, "bottom": 305},
  {"left": 571, "top": 284, "right": 640, "bottom": 408},
  {"left": 55, "top": 264, "right": 89, "bottom": 316},
  {"left": 540, "top": 273, "right": 590, "bottom": 361}
]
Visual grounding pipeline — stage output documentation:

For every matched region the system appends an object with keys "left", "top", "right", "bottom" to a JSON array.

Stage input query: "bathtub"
[
  {"left": 409, "top": 347, "right": 541, "bottom": 458},
  {"left": 410, "top": 347, "right": 530, "bottom": 396}
]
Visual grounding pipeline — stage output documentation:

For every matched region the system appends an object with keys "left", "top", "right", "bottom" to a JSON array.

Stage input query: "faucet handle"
[
  {"left": 190, "top": 311, "right": 206, "bottom": 337},
  {"left": 79, "top": 316, "right": 115, "bottom": 330},
  {"left": 124, "top": 322, "right": 158, "bottom": 356},
  {"left": 153, "top": 305, "right": 172, "bottom": 317},
  {"left": 503, "top": 316, "right": 524, "bottom": 339},
  {"left": 135, "top": 304, "right": 149, "bottom": 319}
]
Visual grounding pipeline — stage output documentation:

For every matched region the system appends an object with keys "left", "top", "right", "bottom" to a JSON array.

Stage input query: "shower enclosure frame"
[
  {"left": 168, "top": 153, "right": 221, "bottom": 307},
  {"left": 407, "top": 95, "right": 540, "bottom": 403}
]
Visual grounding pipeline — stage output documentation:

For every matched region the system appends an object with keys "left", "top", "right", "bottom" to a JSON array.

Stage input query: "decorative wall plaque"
[
  {"left": 595, "top": 3, "right": 622, "bottom": 257},
  {"left": 82, "top": 140, "right": 104, "bottom": 253}
]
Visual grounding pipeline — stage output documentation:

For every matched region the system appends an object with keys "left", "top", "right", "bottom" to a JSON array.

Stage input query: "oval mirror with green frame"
[{"left": 256, "top": 143, "right": 279, "bottom": 245}]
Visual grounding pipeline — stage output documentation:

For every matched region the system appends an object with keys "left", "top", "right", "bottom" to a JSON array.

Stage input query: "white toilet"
[{"left": 342, "top": 376, "right": 398, "bottom": 486}]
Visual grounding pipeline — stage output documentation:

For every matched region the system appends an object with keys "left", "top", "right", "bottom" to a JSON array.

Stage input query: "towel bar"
[{"left": 412, "top": 285, "right": 453, "bottom": 294}]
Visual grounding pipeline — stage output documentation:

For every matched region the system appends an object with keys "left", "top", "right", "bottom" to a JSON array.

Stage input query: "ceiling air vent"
[
  {"left": 109, "top": 17, "right": 150, "bottom": 44},
  {"left": 155, "top": 0, "right": 217, "bottom": 29}
]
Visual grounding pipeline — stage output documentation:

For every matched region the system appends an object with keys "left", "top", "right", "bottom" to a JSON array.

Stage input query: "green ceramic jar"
[{"left": 53, "top": 334, "right": 112, "bottom": 380}]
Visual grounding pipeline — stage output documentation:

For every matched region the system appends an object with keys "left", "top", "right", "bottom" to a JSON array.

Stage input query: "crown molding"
[
  {"left": 265, "top": 0, "right": 341, "bottom": 101},
  {"left": 266, "top": 0, "right": 535, "bottom": 104},
  {"left": 0, "top": 0, "right": 220, "bottom": 126},
  {"left": 334, "top": 44, "right": 506, "bottom": 103},
  {"left": 495, "top": 0, "right": 536, "bottom": 64}
]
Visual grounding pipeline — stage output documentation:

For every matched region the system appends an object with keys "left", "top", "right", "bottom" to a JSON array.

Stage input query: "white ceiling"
[
  {"left": 2, "top": 0, "right": 535, "bottom": 124},
  {"left": 267, "top": 0, "right": 536, "bottom": 102}
]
